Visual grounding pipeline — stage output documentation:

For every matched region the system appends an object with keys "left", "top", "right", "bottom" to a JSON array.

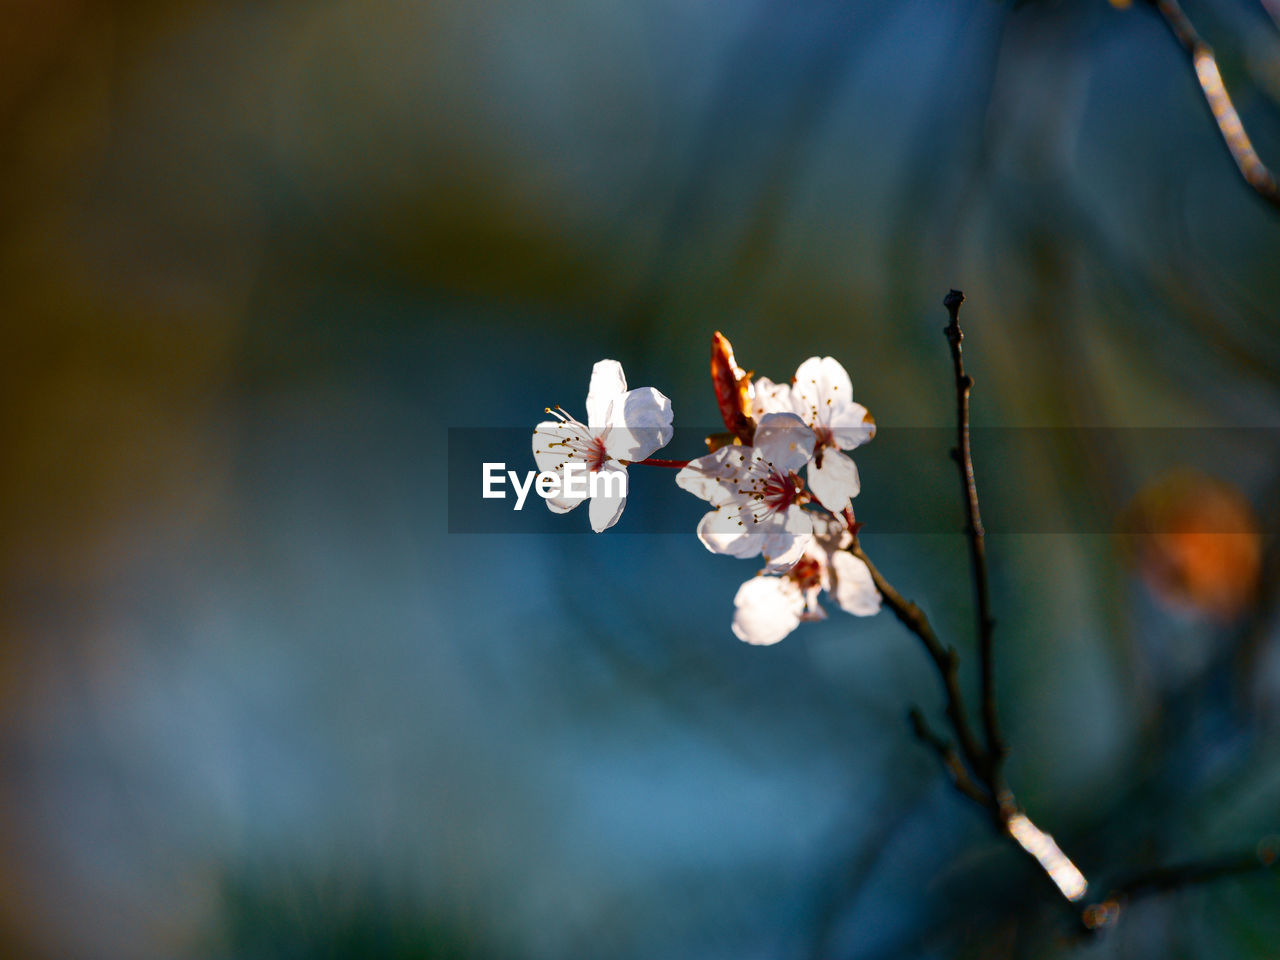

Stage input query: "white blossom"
[
  {"left": 732, "top": 516, "right": 880, "bottom": 645},
  {"left": 532, "top": 360, "right": 673, "bottom": 532},
  {"left": 676, "top": 413, "right": 817, "bottom": 569},
  {"left": 751, "top": 357, "right": 874, "bottom": 515}
]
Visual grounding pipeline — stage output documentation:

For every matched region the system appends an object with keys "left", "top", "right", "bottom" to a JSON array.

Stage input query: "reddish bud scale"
[{"left": 710, "top": 332, "right": 756, "bottom": 445}]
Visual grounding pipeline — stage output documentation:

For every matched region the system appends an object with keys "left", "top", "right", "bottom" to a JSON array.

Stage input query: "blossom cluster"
[{"left": 532, "top": 335, "right": 881, "bottom": 644}]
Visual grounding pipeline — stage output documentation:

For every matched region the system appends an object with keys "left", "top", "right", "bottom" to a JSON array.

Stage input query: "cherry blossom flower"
[
  {"left": 751, "top": 357, "right": 875, "bottom": 515},
  {"left": 732, "top": 516, "right": 881, "bottom": 645},
  {"left": 532, "top": 360, "right": 673, "bottom": 532},
  {"left": 675, "top": 412, "right": 817, "bottom": 569}
]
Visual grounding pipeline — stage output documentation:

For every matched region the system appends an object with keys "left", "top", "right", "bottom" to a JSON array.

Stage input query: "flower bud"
[{"left": 710, "top": 332, "right": 756, "bottom": 445}]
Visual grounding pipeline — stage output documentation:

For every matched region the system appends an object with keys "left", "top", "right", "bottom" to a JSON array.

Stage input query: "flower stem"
[
  {"left": 943, "top": 290, "right": 1006, "bottom": 788},
  {"left": 635, "top": 457, "right": 690, "bottom": 468}
]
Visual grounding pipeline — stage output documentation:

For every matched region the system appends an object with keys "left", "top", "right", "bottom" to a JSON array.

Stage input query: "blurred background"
[{"left": 3, "top": 0, "right": 1280, "bottom": 957}]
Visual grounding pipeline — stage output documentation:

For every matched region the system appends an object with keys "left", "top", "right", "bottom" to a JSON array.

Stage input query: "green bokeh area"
[{"left": 3, "top": 1, "right": 1280, "bottom": 958}]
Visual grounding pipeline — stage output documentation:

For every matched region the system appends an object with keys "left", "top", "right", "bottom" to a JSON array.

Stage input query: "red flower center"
[
  {"left": 586, "top": 436, "right": 608, "bottom": 472},
  {"left": 789, "top": 555, "right": 822, "bottom": 590},
  {"left": 762, "top": 471, "right": 803, "bottom": 512}
]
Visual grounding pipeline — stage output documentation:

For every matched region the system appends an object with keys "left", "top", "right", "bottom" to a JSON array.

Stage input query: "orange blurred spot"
[
  {"left": 1124, "top": 471, "right": 1261, "bottom": 622},
  {"left": 710, "top": 332, "right": 756, "bottom": 447},
  {"left": 1082, "top": 899, "right": 1121, "bottom": 930}
]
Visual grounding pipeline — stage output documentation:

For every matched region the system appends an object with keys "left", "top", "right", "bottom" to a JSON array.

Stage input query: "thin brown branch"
[
  {"left": 844, "top": 289, "right": 1276, "bottom": 934},
  {"left": 908, "top": 707, "right": 991, "bottom": 807},
  {"left": 849, "top": 541, "right": 987, "bottom": 784},
  {"left": 852, "top": 536, "right": 1093, "bottom": 911},
  {"left": 942, "top": 290, "right": 1005, "bottom": 786},
  {"left": 1146, "top": 0, "right": 1280, "bottom": 211}
]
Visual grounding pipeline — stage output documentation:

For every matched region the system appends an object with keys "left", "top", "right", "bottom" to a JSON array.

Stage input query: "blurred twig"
[
  {"left": 1266, "top": 0, "right": 1280, "bottom": 34},
  {"left": 1146, "top": 0, "right": 1280, "bottom": 211},
  {"left": 1110, "top": 840, "right": 1278, "bottom": 901},
  {"left": 1074, "top": 840, "right": 1280, "bottom": 931}
]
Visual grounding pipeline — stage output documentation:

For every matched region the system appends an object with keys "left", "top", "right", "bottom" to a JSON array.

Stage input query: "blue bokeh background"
[{"left": 3, "top": 1, "right": 1280, "bottom": 957}]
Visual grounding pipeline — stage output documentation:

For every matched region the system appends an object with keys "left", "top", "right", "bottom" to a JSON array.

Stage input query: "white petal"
[
  {"left": 585, "top": 359, "right": 628, "bottom": 428},
  {"left": 761, "top": 533, "right": 811, "bottom": 573},
  {"left": 588, "top": 479, "right": 627, "bottom": 532},
  {"left": 828, "top": 402, "right": 876, "bottom": 451},
  {"left": 601, "top": 386, "right": 674, "bottom": 462},
  {"left": 829, "top": 551, "right": 881, "bottom": 616},
  {"left": 750, "top": 377, "right": 795, "bottom": 419},
  {"left": 545, "top": 492, "right": 586, "bottom": 514},
  {"left": 696, "top": 510, "right": 766, "bottom": 558},
  {"left": 732, "top": 576, "right": 805, "bottom": 645},
  {"left": 759, "top": 506, "right": 815, "bottom": 571},
  {"left": 806, "top": 449, "right": 861, "bottom": 513},
  {"left": 700, "top": 502, "right": 811, "bottom": 562},
  {"left": 543, "top": 472, "right": 590, "bottom": 514},
  {"left": 753, "top": 413, "right": 815, "bottom": 475},
  {"left": 532, "top": 423, "right": 590, "bottom": 514},
  {"left": 676, "top": 447, "right": 751, "bottom": 506},
  {"left": 792, "top": 357, "right": 853, "bottom": 426}
]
